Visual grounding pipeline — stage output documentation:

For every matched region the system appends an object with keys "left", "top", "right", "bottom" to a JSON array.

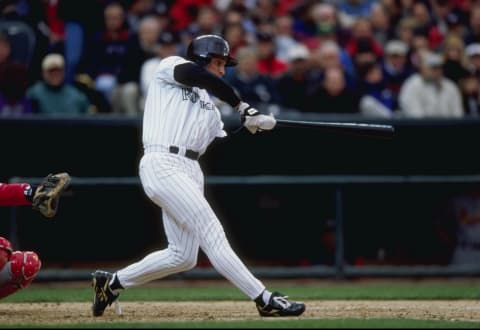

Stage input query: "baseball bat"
[{"left": 275, "top": 119, "right": 395, "bottom": 138}]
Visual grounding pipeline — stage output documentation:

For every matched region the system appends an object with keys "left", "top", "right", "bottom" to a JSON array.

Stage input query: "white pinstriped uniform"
[{"left": 116, "top": 56, "right": 266, "bottom": 299}]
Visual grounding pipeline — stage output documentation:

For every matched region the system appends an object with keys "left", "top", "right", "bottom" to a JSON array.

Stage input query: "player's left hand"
[{"left": 237, "top": 102, "right": 276, "bottom": 134}]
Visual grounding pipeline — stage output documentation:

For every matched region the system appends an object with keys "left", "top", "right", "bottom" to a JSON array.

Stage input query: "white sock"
[{"left": 262, "top": 290, "right": 272, "bottom": 305}]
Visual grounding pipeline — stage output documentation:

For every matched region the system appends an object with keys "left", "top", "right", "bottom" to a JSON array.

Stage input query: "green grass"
[
  {"left": 0, "top": 281, "right": 479, "bottom": 328},
  {"left": 2, "top": 282, "right": 479, "bottom": 302},
  {"left": 1, "top": 319, "right": 479, "bottom": 329}
]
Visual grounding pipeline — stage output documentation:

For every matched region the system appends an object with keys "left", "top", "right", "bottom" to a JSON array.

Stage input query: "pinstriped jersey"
[{"left": 142, "top": 56, "right": 227, "bottom": 156}]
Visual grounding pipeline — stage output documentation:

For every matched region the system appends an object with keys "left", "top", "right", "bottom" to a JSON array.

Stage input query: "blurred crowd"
[{"left": 1, "top": 0, "right": 480, "bottom": 118}]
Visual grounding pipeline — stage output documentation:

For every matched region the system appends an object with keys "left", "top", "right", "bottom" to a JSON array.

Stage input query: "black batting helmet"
[{"left": 186, "top": 34, "right": 238, "bottom": 67}]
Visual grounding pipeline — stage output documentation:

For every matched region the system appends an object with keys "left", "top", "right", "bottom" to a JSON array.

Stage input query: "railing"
[{"left": 9, "top": 175, "right": 480, "bottom": 281}]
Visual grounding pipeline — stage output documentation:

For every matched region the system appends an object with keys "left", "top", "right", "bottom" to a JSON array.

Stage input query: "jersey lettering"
[{"left": 182, "top": 88, "right": 199, "bottom": 103}]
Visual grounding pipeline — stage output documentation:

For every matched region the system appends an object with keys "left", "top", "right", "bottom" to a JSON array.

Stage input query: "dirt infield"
[{"left": 0, "top": 300, "right": 479, "bottom": 325}]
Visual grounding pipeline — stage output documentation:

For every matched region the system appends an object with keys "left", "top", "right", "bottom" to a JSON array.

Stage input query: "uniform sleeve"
[
  {"left": 155, "top": 56, "right": 241, "bottom": 108},
  {"left": 173, "top": 62, "right": 241, "bottom": 108}
]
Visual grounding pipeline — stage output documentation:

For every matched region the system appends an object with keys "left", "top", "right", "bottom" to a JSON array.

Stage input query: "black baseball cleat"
[
  {"left": 91, "top": 270, "right": 119, "bottom": 317},
  {"left": 255, "top": 291, "right": 306, "bottom": 317}
]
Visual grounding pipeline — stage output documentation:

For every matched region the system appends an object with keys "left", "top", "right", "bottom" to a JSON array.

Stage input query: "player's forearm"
[{"left": 173, "top": 62, "right": 241, "bottom": 108}]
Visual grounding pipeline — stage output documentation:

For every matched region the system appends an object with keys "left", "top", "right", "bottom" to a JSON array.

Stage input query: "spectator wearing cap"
[
  {"left": 255, "top": 31, "right": 289, "bottom": 78},
  {"left": 111, "top": 15, "right": 161, "bottom": 115},
  {"left": 399, "top": 51, "right": 464, "bottom": 118},
  {"left": 0, "top": 32, "right": 32, "bottom": 115},
  {"left": 140, "top": 30, "right": 180, "bottom": 107},
  {"left": 381, "top": 39, "right": 415, "bottom": 110},
  {"left": 465, "top": 42, "right": 480, "bottom": 79},
  {"left": 26, "top": 53, "right": 90, "bottom": 115},
  {"left": 275, "top": 44, "right": 315, "bottom": 112}
]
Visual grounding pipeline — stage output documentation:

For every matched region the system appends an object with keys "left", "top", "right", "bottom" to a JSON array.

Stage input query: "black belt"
[{"left": 169, "top": 146, "right": 200, "bottom": 160}]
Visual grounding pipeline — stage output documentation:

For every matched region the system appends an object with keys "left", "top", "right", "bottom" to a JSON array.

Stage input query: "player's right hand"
[{"left": 237, "top": 102, "right": 276, "bottom": 134}]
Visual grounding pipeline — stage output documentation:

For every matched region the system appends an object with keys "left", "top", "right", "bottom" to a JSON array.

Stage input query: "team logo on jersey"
[{"left": 182, "top": 88, "right": 199, "bottom": 103}]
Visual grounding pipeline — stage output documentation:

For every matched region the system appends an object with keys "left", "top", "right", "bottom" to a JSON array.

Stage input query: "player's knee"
[
  {"left": 171, "top": 253, "right": 197, "bottom": 272},
  {"left": 10, "top": 251, "right": 41, "bottom": 288},
  {"left": 0, "top": 237, "right": 13, "bottom": 271}
]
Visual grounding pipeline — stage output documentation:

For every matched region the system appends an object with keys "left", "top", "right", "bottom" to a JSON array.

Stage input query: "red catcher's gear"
[
  {"left": 10, "top": 251, "right": 41, "bottom": 287},
  {"left": 0, "top": 251, "right": 41, "bottom": 299},
  {"left": 0, "top": 183, "right": 32, "bottom": 206},
  {"left": 0, "top": 237, "right": 13, "bottom": 271}
]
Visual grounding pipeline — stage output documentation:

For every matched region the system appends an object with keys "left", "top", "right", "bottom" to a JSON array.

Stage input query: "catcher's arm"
[{"left": 32, "top": 173, "right": 71, "bottom": 218}]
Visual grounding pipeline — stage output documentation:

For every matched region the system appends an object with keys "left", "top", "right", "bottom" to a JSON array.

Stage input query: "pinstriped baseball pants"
[{"left": 116, "top": 151, "right": 266, "bottom": 299}]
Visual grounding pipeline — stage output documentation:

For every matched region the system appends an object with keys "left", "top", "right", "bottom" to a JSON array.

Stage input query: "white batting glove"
[{"left": 237, "top": 102, "right": 276, "bottom": 134}]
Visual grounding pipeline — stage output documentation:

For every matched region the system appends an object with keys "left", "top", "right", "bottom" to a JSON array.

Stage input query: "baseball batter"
[
  {"left": 92, "top": 34, "right": 306, "bottom": 317},
  {"left": 0, "top": 173, "right": 70, "bottom": 299}
]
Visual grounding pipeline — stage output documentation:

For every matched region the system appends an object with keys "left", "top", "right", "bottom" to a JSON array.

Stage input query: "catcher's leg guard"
[
  {"left": 0, "top": 237, "right": 13, "bottom": 271},
  {"left": 0, "top": 251, "right": 41, "bottom": 299},
  {"left": 10, "top": 251, "right": 41, "bottom": 288}
]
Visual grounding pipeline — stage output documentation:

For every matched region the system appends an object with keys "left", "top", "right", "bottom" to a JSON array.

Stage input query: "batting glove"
[{"left": 237, "top": 102, "right": 276, "bottom": 134}]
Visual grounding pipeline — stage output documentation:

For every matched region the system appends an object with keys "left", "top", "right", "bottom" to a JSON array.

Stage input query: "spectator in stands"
[
  {"left": 458, "top": 71, "right": 480, "bottom": 117},
  {"left": 309, "top": 40, "right": 356, "bottom": 90},
  {"left": 225, "top": 46, "right": 281, "bottom": 115},
  {"left": 111, "top": 15, "right": 161, "bottom": 115},
  {"left": 370, "top": 2, "right": 395, "bottom": 46},
  {"left": 381, "top": 39, "right": 414, "bottom": 110},
  {"left": 0, "top": 32, "right": 32, "bottom": 115},
  {"left": 0, "top": 3, "right": 39, "bottom": 83},
  {"left": 255, "top": 31, "right": 288, "bottom": 78},
  {"left": 222, "top": 23, "right": 249, "bottom": 60},
  {"left": 57, "top": 0, "right": 105, "bottom": 84},
  {"left": 465, "top": 42, "right": 480, "bottom": 80},
  {"left": 441, "top": 34, "right": 470, "bottom": 84},
  {"left": 306, "top": 66, "right": 360, "bottom": 114},
  {"left": 345, "top": 17, "right": 384, "bottom": 62},
  {"left": 463, "top": 3, "right": 480, "bottom": 45},
  {"left": 411, "top": 1, "right": 433, "bottom": 43},
  {"left": 399, "top": 51, "right": 464, "bottom": 118},
  {"left": 410, "top": 29, "right": 431, "bottom": 69},
  {"left": 185, "top": 5, "right": 222, "bottom": 38},
  {"left": 79, "top": 1, "right": 130, "bottom": 106},
  {"left": 298, "top": 2, "right": 347, "bottom": 49},
  {"left": 395, "top": 16, "right": 418, "bottom": 50},
  {"left": 275, "top": 44, "right": 313, "bottom": 113},
  {"left": 273, "top": 14, "right": 300, "bottom": 63},
  {"left": 337, "top": 0, "right": 377, "bottom": 30},
  {"left": 26, "top": 53, "right": 90, "bottom": 115},
  {"left": 358, "top": 61, "right": 396, "bottom": 117},
  {"left": 222, "top": 5, "right": 256, "bottom": 37},
  {"left": 124, "top": 0, "right": 157, "bottom": 33}
]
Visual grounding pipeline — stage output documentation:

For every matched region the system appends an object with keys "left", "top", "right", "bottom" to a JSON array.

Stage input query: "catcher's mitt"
[{"left": 32, "top": 173, "right": 71, "bottom": 218}]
